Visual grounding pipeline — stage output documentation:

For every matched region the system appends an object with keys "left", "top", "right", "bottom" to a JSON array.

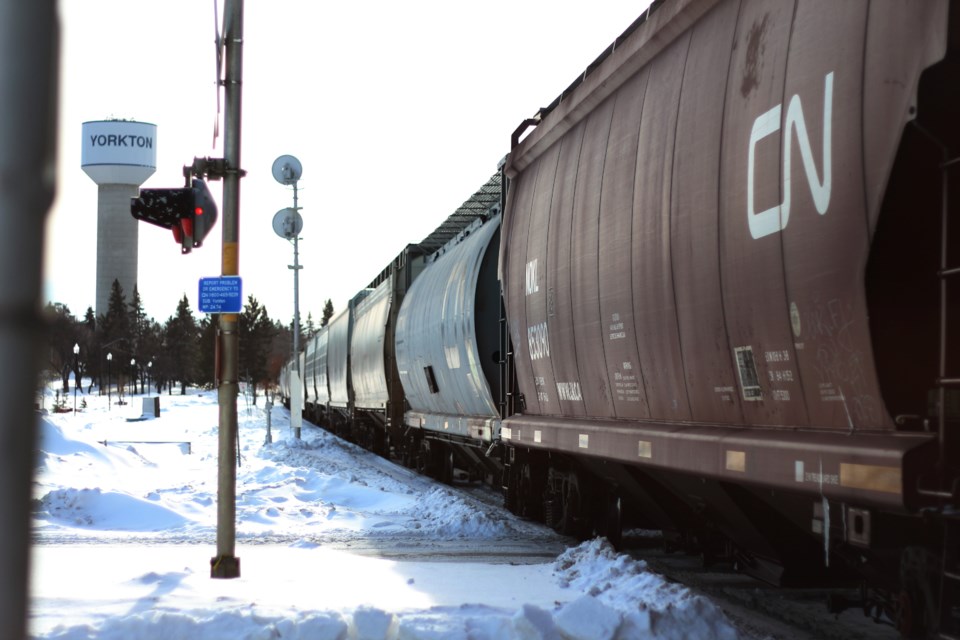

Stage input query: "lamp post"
[
  {"left": 72, "top": 343, "right": 79, "bottom": 413},
  {"left": 147, "top": 360, "right": 153, "bottom": 395},
  {"left": 106, "top": 352, "right": 112, "bottom": 410},
  {"left": 130, "top": 358, "right": 136, "bottom": 398}
]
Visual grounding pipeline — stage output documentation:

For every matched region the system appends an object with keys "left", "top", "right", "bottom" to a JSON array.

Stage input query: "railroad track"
[{"left": 622, "top": 534, "right": 901, "bottom": 640}]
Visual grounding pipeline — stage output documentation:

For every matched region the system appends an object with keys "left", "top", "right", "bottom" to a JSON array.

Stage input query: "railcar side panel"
[
  {"left": 327, "top": 307, "right": 352, "bottom": 408},
  {"left": 630, "top": 31, "right": 691, "bottom": 421},
  {"left": 718, "top": 0, "right": 806, "bottom": 426},
  {"left": 544, "top": 121, "right": 588, "bottom": 417},
  {"left": 778, "top": 1, "right": 876, "bottom": 428},
  {"left": 569, "top": 98, "right": 616, "bottom": 417},
  {"left": 303, "top": 333, "right": 319, "bottom": 407},
  {"left": 523, "top": 142, "right": 562, "bottom": 415},
  {"left": 670, "top": 0, "right": 744, "bottom": 424},
  {"left": 314, "top": 328, "right": 330, "bottom": 406},
  {"left": 278, "top": 361, "right": 290, "bottom": 401},
  {"left": 598, "top": 68, "right": 651, "bottom": 420},
  {"left": 351, "top": 279, "right": 392, "bottom": 410},
  {"left": 396, "top": 218, "right": 501, "bottom": 431},
  {"left": 503, "top": 159, "right": 541, "bottom": 414},
  {"left": 298, "top": 351, "right": 306, "bottom": 406}
]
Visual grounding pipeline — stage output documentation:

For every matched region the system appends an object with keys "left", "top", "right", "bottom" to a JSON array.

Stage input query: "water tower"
[{"left": 81, "top": 120, "right": 157, "bottom": 316}]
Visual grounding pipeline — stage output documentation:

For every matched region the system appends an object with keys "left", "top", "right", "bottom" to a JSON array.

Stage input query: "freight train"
[{"left": 280, "top": 1, "right": 959, "bottom": 636}]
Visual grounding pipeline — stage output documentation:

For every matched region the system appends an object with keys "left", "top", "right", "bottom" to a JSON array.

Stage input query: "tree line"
[{"left": 45, "top": 279, "right": 334, "bottom": 405}]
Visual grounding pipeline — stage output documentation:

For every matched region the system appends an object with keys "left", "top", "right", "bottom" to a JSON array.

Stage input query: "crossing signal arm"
[{"left": 130, "top": 178, "right": 219, "bottom": 254}]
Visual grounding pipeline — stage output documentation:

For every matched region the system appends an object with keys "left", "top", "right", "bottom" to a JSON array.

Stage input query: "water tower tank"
[
  {"left": 81, "top": 120, "right": 157, "bottom": 316},
  {"left": 82, "top": 120, "right": 157, "bottom": 185}
]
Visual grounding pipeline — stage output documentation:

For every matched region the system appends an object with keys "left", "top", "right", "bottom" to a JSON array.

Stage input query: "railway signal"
[{"left": 130, "top": 178, "right": 219, "bottom": 254}]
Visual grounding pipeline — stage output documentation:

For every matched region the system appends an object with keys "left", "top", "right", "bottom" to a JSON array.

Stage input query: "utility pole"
[
  {"left": 0, "top": 1, "right": 59, "bottom": 636},
  {"left": 211, "top": 0, "right": 243, "bottom": 579}
]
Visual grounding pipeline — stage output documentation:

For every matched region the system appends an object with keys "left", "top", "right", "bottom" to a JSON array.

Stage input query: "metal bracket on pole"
[{"left": 184, "top": 157, "right": 247, "bottom": 186}]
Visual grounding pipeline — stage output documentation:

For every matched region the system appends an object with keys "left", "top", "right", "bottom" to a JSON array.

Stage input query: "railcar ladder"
[
  {"left": 935, "top": 164, "right": 960, "bottom": 636},
  {"left": 907, "top": 125, "right": 960, "bottom": 506},
  {"left": 920, "top": 143, "right": 960, "bottom": 639},
  {"left": 934, "top": 151, "right": 959, "bottom": 493},
  {"left": 940, "top": 513, "right": 960, "bottom": 640}
]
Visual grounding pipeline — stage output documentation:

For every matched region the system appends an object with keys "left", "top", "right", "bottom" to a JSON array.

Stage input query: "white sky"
[{"left": 46, "top": 0, "right": 652, "bottom": 323}]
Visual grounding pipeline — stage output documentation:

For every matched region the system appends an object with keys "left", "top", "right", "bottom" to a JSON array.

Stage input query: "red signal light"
[{"left": 130, "top": 178, "right": 217, "bottom": 255}]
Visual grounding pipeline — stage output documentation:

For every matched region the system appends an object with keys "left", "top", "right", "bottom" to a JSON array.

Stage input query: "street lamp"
[
  {"left": 130, "top": 358, "right": 136, "bottom": 397},
  {"left": 106, "top": 352, "right": 112, "bottom": 409},
  {"left": 147, "top": 361, "right": 153, "bottom": 395},
  {"left": 72, "top": 343, "right": 79, "bottom": 413}
]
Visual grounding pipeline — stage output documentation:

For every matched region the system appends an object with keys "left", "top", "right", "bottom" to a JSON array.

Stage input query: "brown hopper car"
[
  {"left": 500, "top": 0, "right": 958, "bottom": 634},
  {"left": 282, "top": 1, "right": 959, "bottom": 635}
]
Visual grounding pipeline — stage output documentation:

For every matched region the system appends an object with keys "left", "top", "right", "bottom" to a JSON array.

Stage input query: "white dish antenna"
[
  {"left": 272, "top": 207, "right": 303, "bottom": 239},
  {"left": 272, "top": 155, "right": 302, "bottom": 185}
]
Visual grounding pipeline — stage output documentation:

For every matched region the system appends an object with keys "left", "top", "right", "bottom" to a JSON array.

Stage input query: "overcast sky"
[{"left": 46, "top": 0, "right": 651, "bottom": 324}]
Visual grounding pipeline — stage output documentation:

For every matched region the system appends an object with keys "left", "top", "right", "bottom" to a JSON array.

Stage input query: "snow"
[{"left": 31, "top": 386, "right": 744, "bottom": 639}]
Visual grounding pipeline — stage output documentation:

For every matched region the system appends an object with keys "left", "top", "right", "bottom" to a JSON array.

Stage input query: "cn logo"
[{"left": 747, "top": 72, "right": 834, "bottom": 239}]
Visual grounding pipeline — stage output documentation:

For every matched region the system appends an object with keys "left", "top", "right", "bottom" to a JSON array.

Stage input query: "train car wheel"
[
  {"left": 442, "top": 449, "right": 455, "bottom": 485},
  {"left": 599, "top": 494, "right": 623, "bottom": 550},
  {"left": 415, "top": 441, "right": 430, "bottom": 476},
  {"left": 517, "top": 462, "right": 543, "bottom": 520},
  {"left": 503, "top": 464, "right": 519, "bottom": 513},
  {"left": 559, "top": 474, "right": 587, "bottom": 539},
  {"left": 898, "top": 545, "right": 938, "bottom": 638}
]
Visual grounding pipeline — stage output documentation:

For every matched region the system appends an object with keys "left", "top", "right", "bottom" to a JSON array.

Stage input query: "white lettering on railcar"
[
  {"left": 527, "top": 322, "right": 550, "bottom": 361},
  {"left": 556, "top": 381, "right": 583, "bottom": 402},
  {"left": 534, "top": 376, "right": 549, "bottom": 403},
  {"left": 764, "top": 350, "right": 790, "bottom": 363},
  {"left": 793, "top": 460, "right": 838, "bottom": 486},
  {"left": 525, "top": 259, "right": 539, "bottom": 295},
  {"left": 609, "top": 313, "right": 625, "bottom": 340},
  {"left": 748, "top": 72, "right": 834, "bottom": 239},
  {"left": 613, "top": 361, "right": 641, "bottom": 403}
]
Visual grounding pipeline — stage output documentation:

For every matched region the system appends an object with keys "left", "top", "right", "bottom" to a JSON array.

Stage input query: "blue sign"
[{"left": 198, "top": 276, "right": 243, "bottom": 313}]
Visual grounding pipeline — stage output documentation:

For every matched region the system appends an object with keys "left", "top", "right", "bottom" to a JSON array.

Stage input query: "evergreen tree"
[
  {"left": 304, "top": 312, "right": 316, "bottom": 339},
  {"left": 44, "top": 302, "right": 78, "bottom": 393},
  {"left": 99, "top": 279, "right": 130, "bottom": 353},
  {"left": 138, "top": 320, "right": 164, "bottom": 394},
  {"left": 128, "top": 285, "right": 148, "bottom": 394},
  {"left": 321, "top": 298, "right": 334, "bottom": 327},
  {"left": 266, "top": 319, "right": 292, "bottom": 385},
  {"left": 240, "top": 296, "right": 276, "bottom": 405},
  {"left": 80, "top": 307, "right": 97, "bottom": 393},
  {"left": 164, "top": 295, "right": 199, "bottom": 395},
  {"left": 196, "top": 315, "right": 218, "bottom": 389}
]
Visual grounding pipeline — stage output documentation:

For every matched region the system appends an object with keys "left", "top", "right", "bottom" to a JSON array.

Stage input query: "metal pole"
[
  {"left": 0, "top": 1, "right": 59, "bottom": 636},
  {"left": 265, "top": 390, "right": 273, "bottom": 445},
  {"left": 291, "top": 181, "right": 301, "bottom": 440},
  {"left": 211, "top": 0, "right": 243, "bottom": 579}
]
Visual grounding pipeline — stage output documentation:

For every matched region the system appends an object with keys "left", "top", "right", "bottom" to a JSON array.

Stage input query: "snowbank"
[{"left": 30, "top": 389, "right": 742, "bottom": 639}]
